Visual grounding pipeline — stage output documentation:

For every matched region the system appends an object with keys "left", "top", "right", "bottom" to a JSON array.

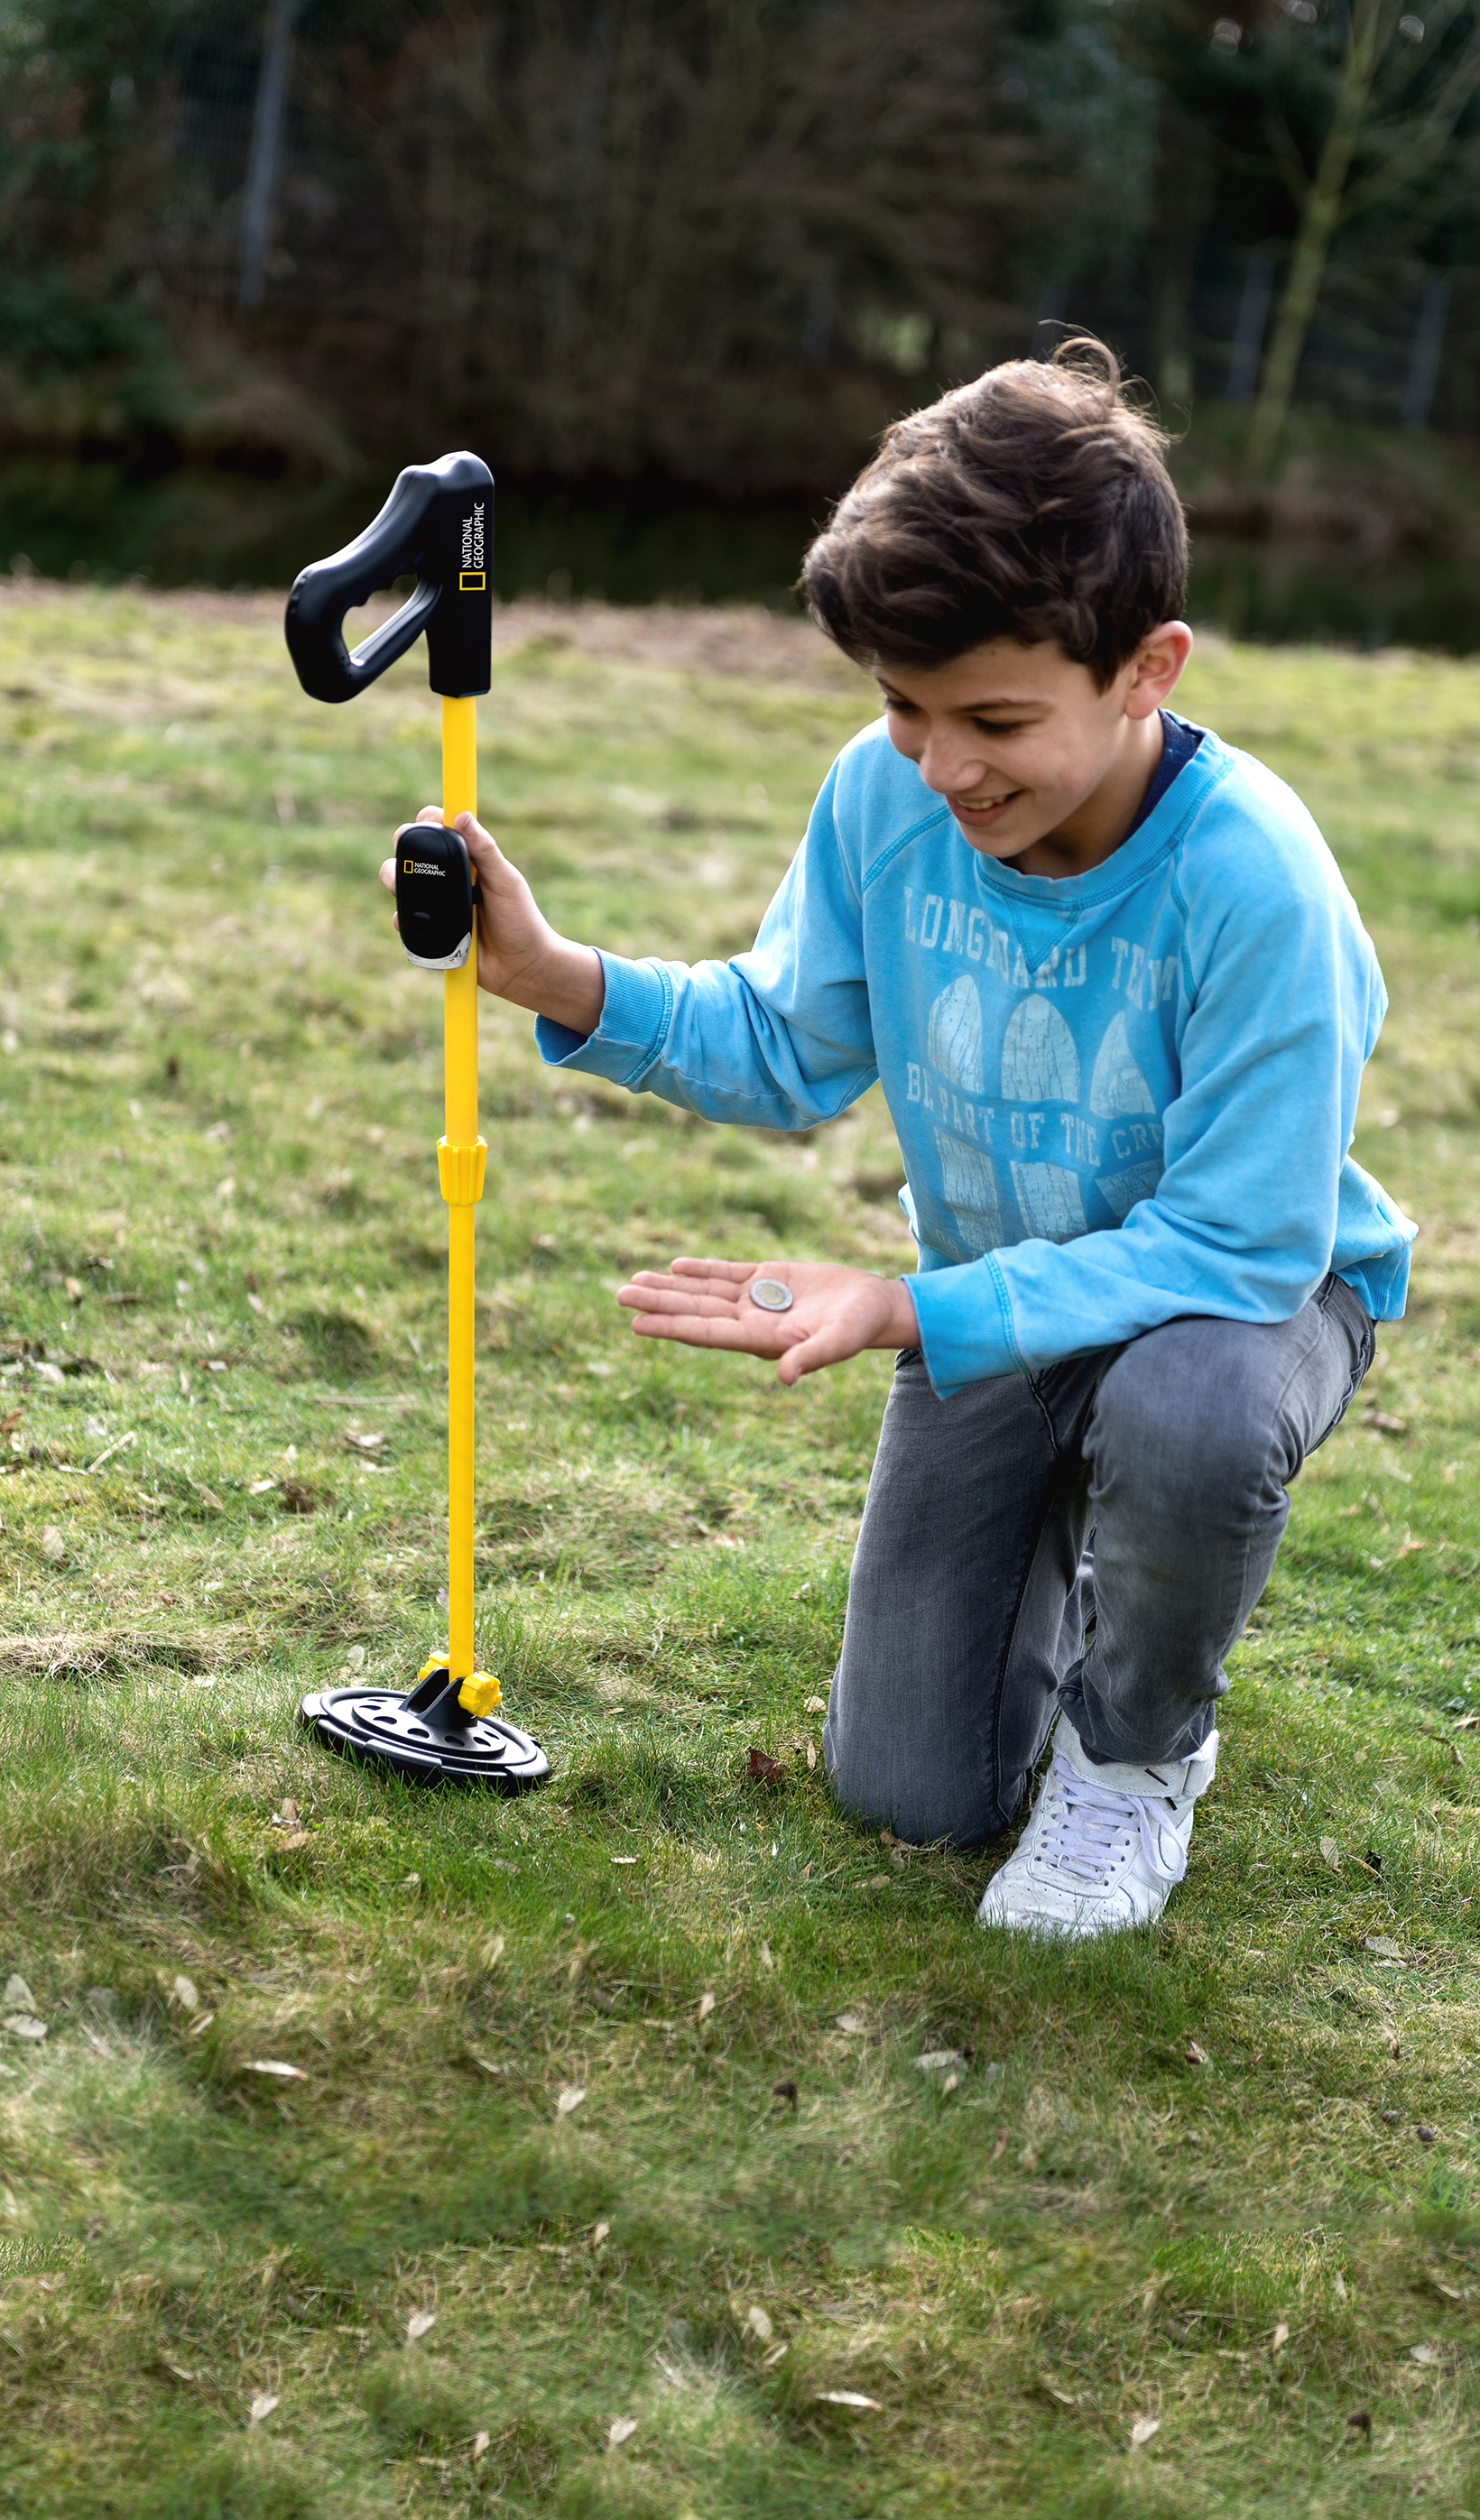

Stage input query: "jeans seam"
[
  {"left": 990, "top": 1458, "right": 1086, "bottom": 1817},
  {"left": 1308, "top": 1277, "right": 1376, "bottom": 1454}
]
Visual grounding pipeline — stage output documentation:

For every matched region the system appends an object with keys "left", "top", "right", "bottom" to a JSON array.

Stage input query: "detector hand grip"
[{"left": 284, "top": 449, "right": 493, "bottom": 704}]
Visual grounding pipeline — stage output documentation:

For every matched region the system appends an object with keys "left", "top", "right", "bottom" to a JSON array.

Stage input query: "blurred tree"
[
  {"left": 291, "top": 0, "right": 1161, "bottom": 489},
  {"left": 0, "top": 0, "right": 181, "bottom": 404},
  {"left": 2, "top": 0, "right": 1479, "bottom": 491},
  {"left": 1244, "top": 0, "right": 1480, "bottom": 465}
]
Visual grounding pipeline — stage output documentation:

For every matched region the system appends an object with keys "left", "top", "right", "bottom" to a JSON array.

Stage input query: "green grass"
[{"left": 1, "top": 586, "right": 1479, "bottom": 2517}]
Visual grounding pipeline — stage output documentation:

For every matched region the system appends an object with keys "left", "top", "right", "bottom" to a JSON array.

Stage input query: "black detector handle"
[
  {"left": 284, "top": 450, "right": 493, "bottom": 704},
  {"left": 393, "top": 823, "right": 476, "bottom": 971}
]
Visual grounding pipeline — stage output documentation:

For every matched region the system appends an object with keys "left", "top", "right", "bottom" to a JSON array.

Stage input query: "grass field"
[{"left": 1, "top": 584, "right": 1478, "bottom": 2518}]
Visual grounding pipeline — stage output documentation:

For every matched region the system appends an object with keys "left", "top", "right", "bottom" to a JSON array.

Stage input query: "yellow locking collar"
[
  {"left": 416, "top": 1650, "right": 502, "bottom": 1717},
  {"left": 437, "top": 1135, "right": 487, "bottom": 1206},
  {"left": 458, "top": 1673, "right": 502, "bottom": 1716}
]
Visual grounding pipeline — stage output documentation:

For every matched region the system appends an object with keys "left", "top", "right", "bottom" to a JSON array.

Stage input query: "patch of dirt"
[
  {"left": 0, "top": 1629, "right": 215, "bottom": 1680},
  {"left": 0, "top": 582, "right": 867, "bottom": 688}
]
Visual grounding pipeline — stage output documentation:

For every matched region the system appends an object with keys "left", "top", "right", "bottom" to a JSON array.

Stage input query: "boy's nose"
[{"left": 918, "top": 738, "right": 988, "bottom": 796}]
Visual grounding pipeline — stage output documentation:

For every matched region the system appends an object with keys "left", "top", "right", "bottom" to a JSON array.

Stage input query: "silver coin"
[{"left": 749, "top": 1277, "right": 794, "bottom": 1313}]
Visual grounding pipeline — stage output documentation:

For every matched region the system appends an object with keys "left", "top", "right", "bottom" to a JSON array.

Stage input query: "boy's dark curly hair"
[{"left": 800, "top": 337, "right": 1187, "bottom": 689}]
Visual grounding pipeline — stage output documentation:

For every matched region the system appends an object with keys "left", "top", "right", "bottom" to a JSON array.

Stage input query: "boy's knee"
[
  {"left": 824, "top": 1710, "right": 1024, "bottom": 1849},
  {"left": 1089, "top": 1334, "right": 1288, "bottom": 1525}
]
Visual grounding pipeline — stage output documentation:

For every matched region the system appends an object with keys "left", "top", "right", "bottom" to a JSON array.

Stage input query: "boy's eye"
[{"left": 973, "top": 718, "right": 1026, "bottom": 736}]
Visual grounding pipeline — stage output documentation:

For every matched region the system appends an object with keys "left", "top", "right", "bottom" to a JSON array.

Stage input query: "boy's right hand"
[{"left": 380, "top": 807, "right": 605, "bottom": 1036}]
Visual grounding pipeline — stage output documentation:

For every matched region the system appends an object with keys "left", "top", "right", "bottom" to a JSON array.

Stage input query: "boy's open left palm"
[{"left": 617, "top": 1257, "right": 918, "bottom": 1384}]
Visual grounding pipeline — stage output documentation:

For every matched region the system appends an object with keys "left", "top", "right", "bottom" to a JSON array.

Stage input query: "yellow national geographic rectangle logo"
[
  {"left": 458, "top": 570, "right": 486, "bottom": 592},
  {"left": 403, "top": 858, "right": 413, "bottom": 872}
]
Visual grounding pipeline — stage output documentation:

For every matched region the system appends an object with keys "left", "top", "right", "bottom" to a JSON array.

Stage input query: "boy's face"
[{"left": 875, "top": 626, "right": 1192, "bottom": 876}]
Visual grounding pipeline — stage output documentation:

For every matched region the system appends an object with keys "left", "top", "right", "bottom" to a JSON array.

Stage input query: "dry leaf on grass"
[
  {"left": 814, "top": 2390, "right": 882, "bottom": 2412},
  {"left": 744, "top": 2304, "right": 773, "bottom": 2343},
  {"left": 759, "top": 1941, "right": 774, "bottom": 1971},
  {"left": 592, "top": 2221, "right": 610, "bottom": 2246},
  {"left": 1409, "top": 2341, "right": 1442, "bottom": 2365},
  {"left": 40, "top": 1526, "right": 64, "bottom": 1563},
  {"left": 914, "top": 2049, "right": 964, "bottom": 2072},
  {"left": 1129, "top": 2415, "right": 1161, "bottom": 2449},
  {"left": 772, "top": 2078, "right": 798, "bottom": 2109},
  {"left": 248, "top": 2393, "right": 279, "bottom": 2424},
  {"left": 611, "top": 1855, "right": 638, "bottom": 1867},
  {"left": 803, "top": 1694, "right": 828, "bottom": 1714},
  {"left": 555, "top": 2083, "right": 586, "bottom": 2117},
  {"left": 471, "top": 2430, "right": 491, "bottom": 2460},
  {"left": 1364, "top": 1934, "right": 1403, "bottom": 1959},
  {"left": 606, "top": 2415, "right": 638, "bottom": 2450},
  {"left": 747, "top": 1745, "right": 786, "bottom": 1784},
  {"left": 1271, "top": 2323, "right": 1290, "bottom": 2351},
  {"left": 4, "top": 1975, "right": 35, "bottom": 2010},
  {"left": 1319, "top": 1836, "right": 1342, "bottom": 1870},
  {"left": 171, "top": 1975, "right": 199, "bottom": 2012},
  {"left": 241, "top": 2060, "right": 306, "bottom": 2081},
  {"left": 697, "top": 1991, "right": 716, "bottom": 2021},
  {"left": 837, "top": 2012, "right": 867, "bottom": 2035},
  {"left": 1185, "top": 2041, "right": 1209, "bottom": 2067},
  {"left": 406, "top": 2311, "right": 436, "bottom": 2342},
  {"left": 763, "top": 2340, "right": 790, "bottom": 2367},
  {"left": 3, "top": 2015, "right": 47, "bottom": 2041}
]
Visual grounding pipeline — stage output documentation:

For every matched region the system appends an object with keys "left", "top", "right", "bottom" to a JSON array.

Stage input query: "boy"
[{"left": 384, "top": 341, "right": 1414, "bottom": 1937}]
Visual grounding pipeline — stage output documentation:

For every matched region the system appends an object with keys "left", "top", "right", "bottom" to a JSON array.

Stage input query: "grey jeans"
[{"left": 822, "top": 1275, "right": 1375, "bottom": 1846}]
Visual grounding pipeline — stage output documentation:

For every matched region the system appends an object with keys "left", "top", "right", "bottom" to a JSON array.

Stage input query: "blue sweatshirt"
[{"left": 539, "top": 714, "right": 1415, "bottom": 1398}]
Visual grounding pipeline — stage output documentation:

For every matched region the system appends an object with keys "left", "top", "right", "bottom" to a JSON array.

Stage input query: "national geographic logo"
[
  {"left": 404, "top": 860, "right": 444, "bottom": 876},
  {"left": 459, "top": 501, "right": 486, "bottom": 593}
]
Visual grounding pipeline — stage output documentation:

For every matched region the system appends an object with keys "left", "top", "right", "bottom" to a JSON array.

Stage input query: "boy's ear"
[{"left": 1124, "top": 621, "right": 1194, "bottom": 720}]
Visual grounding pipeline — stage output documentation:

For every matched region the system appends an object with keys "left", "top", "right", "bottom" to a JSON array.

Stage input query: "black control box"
[{"left": 393, "top": 823, "right": 476, "bottom": 971}]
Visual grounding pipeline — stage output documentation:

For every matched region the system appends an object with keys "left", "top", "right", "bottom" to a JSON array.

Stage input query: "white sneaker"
[{"left": 976, "top": 1714, "right": 1218, "bottom": 1939}]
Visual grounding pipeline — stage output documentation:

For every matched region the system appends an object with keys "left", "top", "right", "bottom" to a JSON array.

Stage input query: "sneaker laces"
[{"left": 1032, "top": 1753, "right": 1188, "bottom": 1892}]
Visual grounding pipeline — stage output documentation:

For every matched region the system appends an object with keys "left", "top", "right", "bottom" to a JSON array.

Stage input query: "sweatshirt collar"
[{"left": 945, "top": 722, "right": 1234, "bottom": 914}]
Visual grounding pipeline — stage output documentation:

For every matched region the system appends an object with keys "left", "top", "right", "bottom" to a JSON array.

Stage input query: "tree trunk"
[{"left": 1245, "top": 0, "right": 1386, "bottom": 473}]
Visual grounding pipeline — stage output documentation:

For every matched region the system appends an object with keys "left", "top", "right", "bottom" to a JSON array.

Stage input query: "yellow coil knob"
[{"left": 458, "top": 1672, "right": 502, "bottom": 1717}]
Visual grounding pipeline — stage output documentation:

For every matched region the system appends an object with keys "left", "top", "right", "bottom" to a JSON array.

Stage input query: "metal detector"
[{"left": 284, "top": 451, "right": 550, "bottom": 1792}]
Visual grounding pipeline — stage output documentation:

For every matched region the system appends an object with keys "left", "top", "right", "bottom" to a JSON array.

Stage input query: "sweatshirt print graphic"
[
  {"left": 899, "top": 882, "right": 1177, "bottom": 1260},
  {"left": 537, "top": 715, "right": 1416, "bottom": 1398}
]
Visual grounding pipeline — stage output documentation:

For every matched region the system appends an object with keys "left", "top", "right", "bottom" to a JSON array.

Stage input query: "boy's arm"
[
  {"left": 532, "top": 755, "right": 877, "bottom": 1129},
  {"left": 383, "top": 764, "right": 878, "bottom": 1131}
]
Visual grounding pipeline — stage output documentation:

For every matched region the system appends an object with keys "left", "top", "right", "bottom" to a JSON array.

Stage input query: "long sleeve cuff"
[
  {"left": 533, "top": 951, "right": 674, "bottom": 1087},
  {"left": 906, "top": 1254, "right": 1023, "bottom": 1398}
]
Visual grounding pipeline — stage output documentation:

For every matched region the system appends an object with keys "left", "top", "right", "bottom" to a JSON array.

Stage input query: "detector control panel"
[{"left": 393, "top": 822, "right": 476, "bottom": 971}]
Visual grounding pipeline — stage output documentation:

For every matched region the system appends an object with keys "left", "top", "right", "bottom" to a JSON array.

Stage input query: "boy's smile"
[{"left": 875, "top": 623, "right": 1193, "bottom": 880}]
